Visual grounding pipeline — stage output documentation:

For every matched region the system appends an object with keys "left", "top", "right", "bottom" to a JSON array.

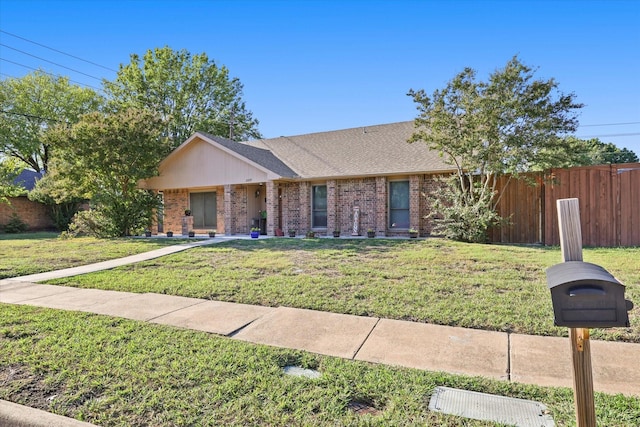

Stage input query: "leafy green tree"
[
  {"left": 408, "top": 56, "right": 583, "bottom": 242},
  {"left": 0, "top": 158, "right": 24, "bottom": 204},
  {"left": 0, "top": 71, "right": 103, "bottom": 173},
  {"left": 103, "top": 46, "right": 261, "bottom": 148},
  {"left": 558, "top": 137, "right": 638, "bottom": 167},
  {"left": 42, "top": 108, "right": 170, "bottom": 236}
]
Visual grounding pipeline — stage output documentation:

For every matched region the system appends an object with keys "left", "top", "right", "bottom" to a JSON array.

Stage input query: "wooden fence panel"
[
  {"left": 618, "top": 166, "right": 640, "bottom": 246},
  {"left": 489, "top": 175, "right": 542, "bottom": 244},
  {"left": 543, "top": 164, "right": 640, "bottom": 247}
]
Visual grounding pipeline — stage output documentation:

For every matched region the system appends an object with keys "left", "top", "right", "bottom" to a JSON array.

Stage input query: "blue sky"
[{"left": 1, "top": 0, "right": 639, "bottom": 155}]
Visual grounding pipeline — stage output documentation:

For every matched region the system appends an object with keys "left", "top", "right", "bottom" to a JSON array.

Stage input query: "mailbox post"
[{"left": 547, "top": 199, "right": 633, "bottom": 427}]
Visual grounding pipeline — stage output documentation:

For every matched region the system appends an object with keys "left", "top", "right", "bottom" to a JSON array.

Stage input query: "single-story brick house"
[
  {"left": 140, "top": 121, "right": 456, "bottom": 237},
  {"left": 0, "top": 169, "right": 54, "bottom": 231}
]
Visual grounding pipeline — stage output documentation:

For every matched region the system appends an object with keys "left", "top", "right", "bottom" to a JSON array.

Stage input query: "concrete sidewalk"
[
  {"left": 1, "top": 236, "right": 639, "bottom": 426},
  {"left": 2, "top": 281, "right": 638, "bottom": 397}
]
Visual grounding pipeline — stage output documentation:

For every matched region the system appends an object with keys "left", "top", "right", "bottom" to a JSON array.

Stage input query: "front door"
[{"left": 247, "top": 185, "right": 265, "bottom": 232}]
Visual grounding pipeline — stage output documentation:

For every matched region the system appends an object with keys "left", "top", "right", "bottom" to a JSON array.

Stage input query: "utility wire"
[
  {"left": 0, "top": 43, "right": 104, "bottom": 81},
  {"left": 0, "top": 29, "right": 117, "bottom": 72},
  {"left": 0, "top": 58, "right": 102, "bottom": 91},
  {"left": 577, "top": 132, "right": 640, "bottom": 138},
  {"left": 580, "top": 121, "right": 640, "bottom": 127}
]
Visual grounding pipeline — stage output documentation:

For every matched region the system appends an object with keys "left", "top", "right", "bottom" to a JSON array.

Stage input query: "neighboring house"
[
  {"left": 140, "top": 121, "right": 455, "bottom": 237},
  {"left": 0, "top": 169, "right": 54, "bottom": 231}
]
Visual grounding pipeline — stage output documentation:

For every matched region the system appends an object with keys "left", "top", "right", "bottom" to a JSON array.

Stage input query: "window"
[
  {"left": 312, "top": 185, "right": 327, "bottom": 228},
  {"left": 190, "top": 192, "right": 217, "bottom": 228},
  {"left": 389, "top": 181, "right": 409, "bottom": 229}
]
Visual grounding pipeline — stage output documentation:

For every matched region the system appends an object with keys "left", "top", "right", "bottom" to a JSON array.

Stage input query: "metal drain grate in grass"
[
  {"left": 347, "top": 400, "right": 382, "bottom": 416},
  {"left": 428, "top": 386, "right": 555, "bottom": 427},
  {"left": 283, "top": 366, "right": 321, "bottom": 379}
]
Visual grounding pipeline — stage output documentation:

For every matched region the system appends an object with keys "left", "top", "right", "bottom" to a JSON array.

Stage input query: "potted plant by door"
[
  {"left": 166, "top": 231, "right": 173, "bottom": 237},
  {"left": 208, "top": 230, "right": 216, "bottom": 238},
  {"left": 144, "top": 229, "right": 152, "bottom": 237},
  {"left": 409, "top": 228, "right": 418, "bottom": 238},
  {"left": 367, "top": 229, "right": 375, "bottom": 238},
  {"left": 288, "top": 229, "right": 296, "bottom": 237},
  {"left": 250, "top": 227, "right": 260, "bottom": 238},
  {"left": 305, "top": 230, "right": 315, "bottom": 238},
  {"left": 188, "top": 230, "right": 195, "bottom": 237},
  {"left": 332, "top": 229, "right": 341, "bottom": 238}
]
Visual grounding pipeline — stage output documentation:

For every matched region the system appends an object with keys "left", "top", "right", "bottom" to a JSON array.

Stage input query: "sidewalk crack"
[{"left": 352, "top": 318, "right": 381, "bottom": 360}]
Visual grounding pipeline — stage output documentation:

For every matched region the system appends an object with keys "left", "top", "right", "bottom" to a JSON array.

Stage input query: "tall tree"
[
  {"left": 558, "top": 137, "right": 638, "bottom": 166},
  {"left": 408, "top": 56, "right": 583, "bottom": 242},
  {"left": 103, "top": 46, "right": 261, "bottom": 147},
  {"left": 0, "top": 158, "right": 24, "bottom": 204},
  {"left": 0, "top": 71, "right": 103, "bottom": 173},
  {"left": 42, "top": 108, "right": 170, "bottom": 236}
]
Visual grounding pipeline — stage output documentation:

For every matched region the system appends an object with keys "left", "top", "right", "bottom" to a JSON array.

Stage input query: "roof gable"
[{"left": 142, "top": 134, "right": 296, "bottom": 190}]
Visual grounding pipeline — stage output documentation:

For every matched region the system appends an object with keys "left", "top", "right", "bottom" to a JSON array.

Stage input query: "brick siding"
[
  {"left": 160, "top": 175, "right": 442, "bottom": 237},
  {"left": 0, "top": 197, "right": 54, "bottom": 231}
]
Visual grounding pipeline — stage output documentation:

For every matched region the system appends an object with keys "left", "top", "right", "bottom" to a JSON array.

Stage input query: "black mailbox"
[{"left": 546, "top": 261, "right": 634, "bottom": 328}]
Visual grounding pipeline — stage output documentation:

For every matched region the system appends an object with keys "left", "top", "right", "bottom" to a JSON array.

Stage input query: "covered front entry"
[{"left": 247, "top": 184, "right": 267, "bottom": 234}]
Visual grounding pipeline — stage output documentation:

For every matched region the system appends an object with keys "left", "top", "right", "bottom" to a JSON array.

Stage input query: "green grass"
[
  {"left": 2, "top": 236, "right": 639, "bottom": 425},
  {"left": 0, "top": 232, "right": 191, "bottom": 279},
  {"left": 2, "top": 304, "right": 639, "bottom": 426},
  {"left": 44, "top": 238, "right": 640, "bottom": 342}
]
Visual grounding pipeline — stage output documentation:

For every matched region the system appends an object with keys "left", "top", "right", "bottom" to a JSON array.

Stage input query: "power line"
[
  {"left": 0, "top": 58, "right": 102, "bottom": 91},
  {"left": 577, "top": 132, "right": 640, "bottom": 138},
  {"left": 0, "top": 30, "right": 117, "bottom": 72},
  {"left": 580, "top": 121, "right": 640, "bottom": 127},
  {"left": 0, "top": 43, "right": 103, "bottom": 81}
]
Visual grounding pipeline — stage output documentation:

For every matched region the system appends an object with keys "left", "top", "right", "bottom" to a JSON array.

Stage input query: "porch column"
[
  {"left": 299, "top": 182, "right": 311, "bottom": 232},
  {"left": 410, "top": 175, "right": 421, "bottom": 232},
  {"left": 327, "top": 179, "right": 337, "bottom": 232},
  {"left": 224, "top": 184, "right": 235, "bottom": 235},
  {"left": 375, "top": 176, "right": 387, "bottom": 236},
  {"left": 266, "top": 181, "right": 278, "bottom": 235}
]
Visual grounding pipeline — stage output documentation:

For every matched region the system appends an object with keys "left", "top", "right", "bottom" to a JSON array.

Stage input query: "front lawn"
[
  {"left": 0, "top": 233, "right": 191, "bottom": 279},
  {"left": 2, "top": 304, "right": 639, "bottom": 426},
  {"left": 45, "top": 238, "right": 640, "bottom": 342}
]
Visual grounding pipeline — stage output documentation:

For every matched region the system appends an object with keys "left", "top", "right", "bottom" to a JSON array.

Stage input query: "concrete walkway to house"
[{"left": 1, "top": 234, "right": 639, "bottom": 425}]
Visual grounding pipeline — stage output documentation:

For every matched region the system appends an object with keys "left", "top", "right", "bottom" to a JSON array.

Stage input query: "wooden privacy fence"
[{"left": 489, "top": 163, "right": 640, "bottom": 247}]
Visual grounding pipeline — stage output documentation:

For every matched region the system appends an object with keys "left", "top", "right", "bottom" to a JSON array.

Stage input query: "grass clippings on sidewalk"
[
  {"left": 45, "top": 238, "right": 640, "bottom": 342},
  {"left": 2, "top": 304, "right": 639, "bottom": 426}
]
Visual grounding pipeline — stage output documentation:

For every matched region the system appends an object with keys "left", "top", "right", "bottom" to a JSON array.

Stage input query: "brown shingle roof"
[{"left": 243, "top": 121, "right": 452, "bottom": 179}]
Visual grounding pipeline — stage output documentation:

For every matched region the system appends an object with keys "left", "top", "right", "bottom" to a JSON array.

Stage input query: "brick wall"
[
  {"left": 0, "top": 197, "right": 54, "bottom": 230},
  {"left": 280, "top": 182, "right": 301, "bottom": 235},
  {"left": 335, "top": 177, "right": 378, "bottom": 235},
  {"left": 266, "top": 181, "right": 278, "bottom": 233},
  {"left": 161, "top": 189, "right": 189, "bottom": 234},
  {"left": 162, "top": 187, "right": 226, "bottom": 235},
  {"left": 157, "top": 174, "right": 443, "bottom": 237}
]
